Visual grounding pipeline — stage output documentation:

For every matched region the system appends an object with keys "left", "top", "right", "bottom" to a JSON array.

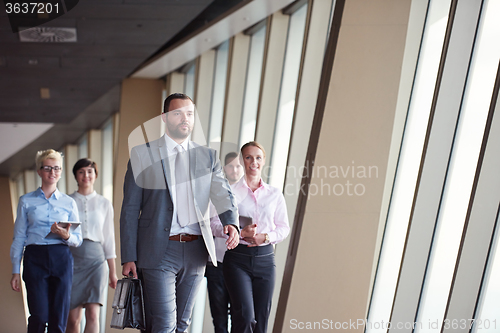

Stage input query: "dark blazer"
[{"left": 120, "top": 135, "right": 238, "bottom": 269}]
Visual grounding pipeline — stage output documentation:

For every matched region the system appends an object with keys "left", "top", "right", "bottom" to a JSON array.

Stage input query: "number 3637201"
[{"left": 5, "top": 3, "right": 60, "bottom": 14}]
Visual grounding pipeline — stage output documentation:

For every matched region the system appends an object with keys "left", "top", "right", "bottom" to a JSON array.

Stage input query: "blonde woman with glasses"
[{"left": 10, "top": 149, "right": 82, "bottom": 333}]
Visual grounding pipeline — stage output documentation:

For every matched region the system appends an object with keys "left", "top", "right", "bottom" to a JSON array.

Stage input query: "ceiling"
[{"left": 0, "top": 0, "right": 247, "bottom": 178}]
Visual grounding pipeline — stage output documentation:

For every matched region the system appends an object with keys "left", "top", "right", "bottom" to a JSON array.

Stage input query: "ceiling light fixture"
[
  {"left": 19, "top": 27, "right": 77, "bottom": 43},
  {"left": 40, "top": 88, "right": 50, "bottom": 99}
]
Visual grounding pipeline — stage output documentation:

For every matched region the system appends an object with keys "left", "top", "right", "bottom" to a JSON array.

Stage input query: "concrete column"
[
  {"left": 107, "top": 78, "right": 164, "bottom": 331},
  {"left": 0, "top": 177, "right": 28, "bottom": 332}
]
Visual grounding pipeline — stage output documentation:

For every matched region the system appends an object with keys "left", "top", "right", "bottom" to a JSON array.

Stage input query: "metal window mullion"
[
  {"left": 366, "top": 0, "right": 454, "bottom": 331},
  {"left": 447, "top": 60, "right": 500, "bottom": 333},
  {"left": 415, "top": 0, "right": 500, "bottom": 330}
]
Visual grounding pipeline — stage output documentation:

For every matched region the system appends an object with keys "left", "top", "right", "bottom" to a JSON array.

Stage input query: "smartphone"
[{"left": 239, "top": 215, "right": 253, "bottom": 229}]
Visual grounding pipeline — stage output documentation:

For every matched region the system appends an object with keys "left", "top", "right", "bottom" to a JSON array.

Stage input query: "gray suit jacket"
[{"left": 120, "top": 135, "right": 238, "bottom": 269}]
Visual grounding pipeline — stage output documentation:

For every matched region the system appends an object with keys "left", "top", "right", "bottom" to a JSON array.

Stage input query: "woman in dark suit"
[{"left": 223, "top": 141, "right": 290, "bottom": 333}]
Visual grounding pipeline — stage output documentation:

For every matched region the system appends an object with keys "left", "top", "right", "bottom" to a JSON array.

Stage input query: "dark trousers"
[
  {"left": 223, "top": 244, "right": 275, "bottom": 333},
  {"left": 140, "top": 238, "right": 207, "bottom": 333},
  {"left": 205, "top": 261, "right": 231, "bottom": 333},
  {"left": 23, "top": 244, "right": 73, "bottom": 333}
]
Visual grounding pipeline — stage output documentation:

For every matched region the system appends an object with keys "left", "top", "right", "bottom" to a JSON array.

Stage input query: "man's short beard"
[
  {"left": 168, "top": 123, "right": 192, "bottom": 140},
  {"left": 226, "top": 175, "right": 239, "bottom": 183}
]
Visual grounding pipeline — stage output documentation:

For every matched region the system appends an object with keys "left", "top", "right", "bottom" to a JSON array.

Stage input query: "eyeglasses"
[{"left": 40, "top": 166, "right": 62, "bottom": 173}]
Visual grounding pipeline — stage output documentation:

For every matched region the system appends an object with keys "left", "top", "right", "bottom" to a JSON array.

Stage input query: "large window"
[
  {"left": 367, "top": 0, "right": 500, "bottom": 332},
  {"left": 101, "top": 117, "right": 114, "bottom": 202},
  {"left": 366, "top": 0, "right": 452, "bottom": 329},
  {"left": 417, "top": 0, "right": 500, "bottom": 330},
  {"left": 239, "top": 24, "right": 267, "bottom": 147},
  {"left": 184, "top": 62, "right": 196, "bottom": 99},
  {"left": 77, "top": 133, "right": 88, "bottom": 159},
  {"left": 474, "top": 210, "right": 500, "bottom": 333},
  {"left": 269, "top": 3, "right": 308, "bottom": 190},
  {"left": 57, "top": 146, "right": 67, "bottom": 194},
  {"left": 208, "top": 41, "right": 229, "bottom": 144}
]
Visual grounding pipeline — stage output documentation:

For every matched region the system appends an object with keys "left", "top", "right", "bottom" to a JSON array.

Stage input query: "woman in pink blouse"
[{"left": 222, "top": 141, "right": 290, "bottom": 333}]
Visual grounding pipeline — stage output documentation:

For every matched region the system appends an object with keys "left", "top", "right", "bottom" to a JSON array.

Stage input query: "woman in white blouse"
[
  {"left": 222, "top": 141, "right": 290, "bottom": 333},
  {"left": 66, "top": 159, "right": 117, "bottom": 333}
]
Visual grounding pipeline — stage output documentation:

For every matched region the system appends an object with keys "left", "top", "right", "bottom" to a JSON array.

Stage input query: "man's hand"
[
  {"left": 122, "top": 262, "right": 138, "bottom": 278},
  {"left": 11, "top": 274, "right": 21, "bottom": 292},
  {"left": 224, "top": 224, "right": 239, "bottom": 250},
  {"left": 51, "top": 222, "right": 71, "bottom": 240}
]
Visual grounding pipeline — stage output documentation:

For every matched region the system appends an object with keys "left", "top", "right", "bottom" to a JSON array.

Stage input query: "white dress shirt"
[
  {"left": 164, "top": 134, "right": 202, "bottom": 236},
  {"left": 212, "top": 177, "right": 290, "bottom": 246},
  {"left": 70, "top": 191, "right": 116, "bottom": 259},
  {"left": 207, "top": 203, "right": 229, "bottom": 263}
]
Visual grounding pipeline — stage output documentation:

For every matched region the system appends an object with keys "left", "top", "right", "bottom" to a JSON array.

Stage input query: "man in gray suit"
[{"left": 120, "top": 93, "right": 239, "bottom": 333}]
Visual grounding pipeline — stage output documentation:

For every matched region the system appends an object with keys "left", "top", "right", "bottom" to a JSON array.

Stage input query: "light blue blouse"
[{"left": 10, "top": 187, "right": 82, "bottom": 274}]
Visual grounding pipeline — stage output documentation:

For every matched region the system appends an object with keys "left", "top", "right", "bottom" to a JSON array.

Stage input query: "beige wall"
[
  {"left": 0, "top": 176, "right": 28, "bottom": 332},
  {"left": 279, "top": 0, "right": 411, "bottom": 330},
  {"left": 107, "top": 78, "right": 164, "bottom": 332}
]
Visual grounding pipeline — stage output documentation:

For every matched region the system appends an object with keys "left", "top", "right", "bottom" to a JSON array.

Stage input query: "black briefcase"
[{"left": 110, "top": 277, "right": 146, "bottom": 330}]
